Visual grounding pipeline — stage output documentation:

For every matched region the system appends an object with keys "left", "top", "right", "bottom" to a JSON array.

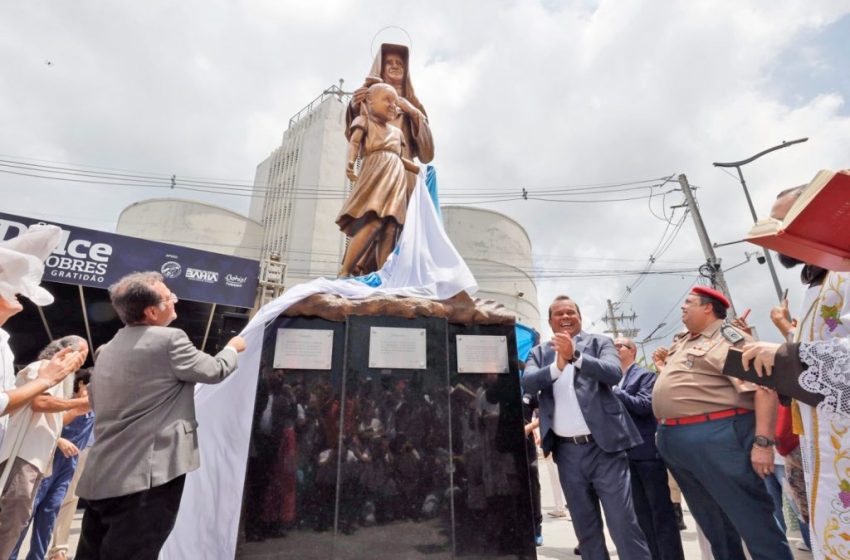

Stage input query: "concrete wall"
[
  {"left": 116, "top": 199, "right": 263, "bottom": 260},
  {"left": 442, "top": 206, "right": 540, "bottom": 329}
]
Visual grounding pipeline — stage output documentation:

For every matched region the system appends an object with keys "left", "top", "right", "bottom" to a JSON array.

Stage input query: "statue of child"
[{"left": 336, "top": 82, "right": 419, "bottom": 276}]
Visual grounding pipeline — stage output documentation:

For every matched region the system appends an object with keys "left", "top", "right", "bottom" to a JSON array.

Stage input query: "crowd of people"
[
  {"left": 2, "top": 171, "right": 849, "bottom": 560},
  {"left": 241, "top": 336, "right": 534, "bottom": 557},
  {"left": 1, "top": 223, "right": 245, "bottom": 559},
  {"left": 520, "top": 179, "right": 849, "bottom": 560}
]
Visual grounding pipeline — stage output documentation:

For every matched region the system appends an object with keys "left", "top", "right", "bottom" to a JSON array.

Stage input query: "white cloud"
[{"left": 1, "top": 0, "right": 849, "bottom": 345}]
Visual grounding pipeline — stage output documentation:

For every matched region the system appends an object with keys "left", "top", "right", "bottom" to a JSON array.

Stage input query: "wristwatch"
[
  {"left": 569, "top": 349, "right": 581, "bottom": 364},
  {"left": 753, "top": 435, "right": 775, "bottom": 448}
]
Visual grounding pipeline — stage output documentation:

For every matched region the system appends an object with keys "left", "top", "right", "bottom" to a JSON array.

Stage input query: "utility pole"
[
  {"left": 605, "top": 299, "right": 620, "bottom": 338},
  {"left": 602, "top": 300, "right": 639, "bottom": 339},
  {"left": 677, "top": 174, "right": 738, "bottom": 318}
]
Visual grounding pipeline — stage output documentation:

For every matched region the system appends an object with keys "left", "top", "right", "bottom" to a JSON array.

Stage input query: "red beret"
[{"left": 691, "top": 286, "right": 730, "bottom": 309}]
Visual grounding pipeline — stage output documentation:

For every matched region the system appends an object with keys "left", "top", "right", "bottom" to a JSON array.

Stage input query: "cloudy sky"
[{"left": 2, "top": 0, "right": 849, "bottom": 350}]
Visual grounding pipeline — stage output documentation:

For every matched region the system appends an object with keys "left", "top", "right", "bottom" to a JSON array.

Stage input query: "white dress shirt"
[{"left": 549, "top": 341, "right": 591, "bottom": 437}]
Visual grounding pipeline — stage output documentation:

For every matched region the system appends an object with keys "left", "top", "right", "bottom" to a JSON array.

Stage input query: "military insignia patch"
[{"left": 721, "top": 325, "right": 744, "bottom": 344}]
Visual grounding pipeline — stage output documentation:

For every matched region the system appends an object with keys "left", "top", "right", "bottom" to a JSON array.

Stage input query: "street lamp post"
[{"left": 713, "top": 137, "right": 808, "bottom": 302}]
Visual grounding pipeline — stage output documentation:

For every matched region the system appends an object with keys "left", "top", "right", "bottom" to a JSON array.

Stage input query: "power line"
[{"left": 0, "top": 155, "right": 675, "bottom": 202}]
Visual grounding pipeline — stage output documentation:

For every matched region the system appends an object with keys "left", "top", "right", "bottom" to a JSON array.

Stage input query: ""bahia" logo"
[{"left": 185, "top": 268, "right": 219, "bottom": 283}]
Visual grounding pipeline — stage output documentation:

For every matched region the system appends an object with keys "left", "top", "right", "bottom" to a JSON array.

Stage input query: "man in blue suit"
[
  {"left": 521, "top": 295, "right": 651, "bottom": 560},
  {"left": 613, "top": 337, "right": 684, "bottom": 560}
]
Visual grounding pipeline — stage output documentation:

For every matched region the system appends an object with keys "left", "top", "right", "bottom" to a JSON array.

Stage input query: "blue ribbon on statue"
[
  {"left": 353, "top": 164, "right": 441, "bottom": 288},
  {"left": 426, "top": 165, "right": 441, "bottom": 218}
]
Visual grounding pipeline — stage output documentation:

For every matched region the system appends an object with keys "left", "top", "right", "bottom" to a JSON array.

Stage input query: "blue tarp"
[{"left": 515, "top": 322, "right": 539, "bottom": 362}]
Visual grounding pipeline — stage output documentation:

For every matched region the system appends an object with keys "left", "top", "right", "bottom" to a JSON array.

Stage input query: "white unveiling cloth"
[{"left": 162, "top": 170, "right": 477, "bottom": 559}]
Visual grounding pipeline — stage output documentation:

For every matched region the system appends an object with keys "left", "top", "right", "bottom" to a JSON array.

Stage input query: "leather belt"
[
  {"left": 555, "top": 434, "right": 594, "bottom": 444},
  {"left": 660, "top": 407, "right": 752, "bottom": 426}
]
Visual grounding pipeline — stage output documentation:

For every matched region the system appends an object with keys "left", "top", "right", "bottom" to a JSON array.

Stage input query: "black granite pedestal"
[{"left": 237, "top": 313, "right": 537, "bottom": 560}]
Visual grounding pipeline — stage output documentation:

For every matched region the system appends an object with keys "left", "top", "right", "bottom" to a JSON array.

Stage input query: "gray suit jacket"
[
  {"left": 77, "top": 325, "right": 238, "bottom": 500},
  {"left": 521, "top": 332, "right": 642, "bottom": 455}
]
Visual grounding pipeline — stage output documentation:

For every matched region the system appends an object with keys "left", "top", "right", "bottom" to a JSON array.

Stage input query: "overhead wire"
[
  {"left": 1, "top": 153, "right": 707, "bottom": 315},
  {"left": 0, "top": 155, "right": 674, "bottom": 202}
]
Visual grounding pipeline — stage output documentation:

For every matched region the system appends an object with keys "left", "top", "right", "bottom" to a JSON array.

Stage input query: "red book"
[{"left": 746, "top": 169, "right": 850, "bottom": 271}]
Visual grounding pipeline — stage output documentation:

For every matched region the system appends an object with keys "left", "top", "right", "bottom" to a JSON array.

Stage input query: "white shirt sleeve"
[
  {"left": 549, "top": 362, "right": 564, "bottom": 381},
  {"left": 0, "top": 392, "right": 9, "bottom": 415},
  {"left": 550, "top": 352, "right": 583, "bottom": 380},
  {"left": 573, "top": 353, "right": 584, "bottom": 369}
]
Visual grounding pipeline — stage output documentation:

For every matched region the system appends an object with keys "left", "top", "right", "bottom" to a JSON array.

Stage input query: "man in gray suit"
[
  {"left": 521, "top": 295, "right": 650, "bottom": 560},
  {"left": 75, "top": 271, "right": 246, "bottom": 560}
]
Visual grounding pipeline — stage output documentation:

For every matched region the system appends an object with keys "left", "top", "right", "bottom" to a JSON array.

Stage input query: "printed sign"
[{"left": 0, "top": 211, "right": 259, "bottom": 308}]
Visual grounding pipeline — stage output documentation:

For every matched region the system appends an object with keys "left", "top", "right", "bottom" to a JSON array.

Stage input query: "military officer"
[{"left": 652, "top": 286, "right": 792, "bottom": 560}]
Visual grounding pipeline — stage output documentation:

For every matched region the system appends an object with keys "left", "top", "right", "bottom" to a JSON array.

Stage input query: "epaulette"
[{"left": 721, "top": 324, "right": 745, "bottom": 345}]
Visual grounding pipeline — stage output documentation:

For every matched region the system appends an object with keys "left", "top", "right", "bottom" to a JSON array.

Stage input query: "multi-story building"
[{"left": 250, "top": 85, "right": 351, "bottom": 293}]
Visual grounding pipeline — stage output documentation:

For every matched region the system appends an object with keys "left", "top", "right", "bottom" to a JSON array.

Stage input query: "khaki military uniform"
[
  {"left": 653, "top": 319, "right": 755, "bottom": 420},
  {"left": 653, "top": 319, "right": 794, "bottom": 560}
]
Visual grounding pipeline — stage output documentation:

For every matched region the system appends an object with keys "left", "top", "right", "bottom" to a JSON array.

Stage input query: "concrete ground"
[
  {"left": 536, "top": 454, "right": 813, "bottom": 560},
  {"left": 16, "top": 508, "right": 82, "bottom": 558},
  {"left": 20, "top": 462, "right": 812, "bottom": 559}
]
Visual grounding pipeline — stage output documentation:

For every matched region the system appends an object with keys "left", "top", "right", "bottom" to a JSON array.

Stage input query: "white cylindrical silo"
[
  {"left": 441, "top": 206, "right": 540, "bottom": 329},
  {"left": 116, "top": 198, "right": 263, "bottom": 260}
]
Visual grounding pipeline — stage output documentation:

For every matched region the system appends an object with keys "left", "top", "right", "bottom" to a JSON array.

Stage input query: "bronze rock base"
[{"left": 282, "top": 291, "right": 515, "bottom": 325}]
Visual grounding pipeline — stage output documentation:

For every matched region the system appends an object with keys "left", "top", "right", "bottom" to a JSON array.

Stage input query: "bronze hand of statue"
[{"left": 346, "top": 161, "right": 358, "bottom": 183}]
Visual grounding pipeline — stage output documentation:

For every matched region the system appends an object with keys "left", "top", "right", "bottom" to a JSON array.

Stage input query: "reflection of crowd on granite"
[{"left": 244, "top": 363, "right": 530, "bottom": 554}]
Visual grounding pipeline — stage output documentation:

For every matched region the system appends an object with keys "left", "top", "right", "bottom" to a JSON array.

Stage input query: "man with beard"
[
  {"left": 521, "top": 295, "right": 651, "bottom": 560},
  {"left": 739, "top": 184, "right": 850, "bottom": 560}
]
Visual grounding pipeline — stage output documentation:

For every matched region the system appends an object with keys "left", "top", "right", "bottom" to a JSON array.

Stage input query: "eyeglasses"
[
  {"left": 614, "top": 343, "right": 633, "bottom": 350},
  {"left": 160, "top": 293, "right": 178, "bottom": 305}
]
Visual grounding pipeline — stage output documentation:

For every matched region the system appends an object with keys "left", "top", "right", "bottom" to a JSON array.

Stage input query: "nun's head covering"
[
  {"left": 0, "top": 224, "right": 62, "bottom": 306},
  {"left": 367, "top": 43, "right": 427, "bottom": 117}
]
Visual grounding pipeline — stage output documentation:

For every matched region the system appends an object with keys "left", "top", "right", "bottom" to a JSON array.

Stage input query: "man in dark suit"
[
  {"left": 521, "top": 295, "right": 650, "bottom": 560},
  {"left": 613, "top": 337, "right": 684, "bottom": 560},
  {"left": 75, "top": 272, "right": 246, "bottom": 560}
]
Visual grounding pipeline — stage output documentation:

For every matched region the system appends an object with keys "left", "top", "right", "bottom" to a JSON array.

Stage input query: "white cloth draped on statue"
[{"left": 162, "top": 170, "right": 476, "bottom": 559}]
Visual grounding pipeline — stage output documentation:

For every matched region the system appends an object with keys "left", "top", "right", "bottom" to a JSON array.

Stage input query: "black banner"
[{"left": 0, "top": 211, "right": 259, "bottom": 308}]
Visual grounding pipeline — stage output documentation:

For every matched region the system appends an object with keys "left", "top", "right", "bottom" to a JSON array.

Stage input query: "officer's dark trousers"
[
  {"left": 657, "top": 414, "right": 793, "bottom": 560},
  {"left": 553, "top": 437, "right": 651, "bottom": 560}
]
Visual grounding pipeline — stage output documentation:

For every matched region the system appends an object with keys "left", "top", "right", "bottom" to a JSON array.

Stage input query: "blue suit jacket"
[
  {"left": 521, "top": 332, "right": 642, "bottom": 455},
  {"left": 614, "top": 363, "right": 659, "bottom": 461}
]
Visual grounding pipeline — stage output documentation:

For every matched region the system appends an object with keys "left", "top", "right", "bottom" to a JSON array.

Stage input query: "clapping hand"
[
  {"left": 552, "top": 333, "right": 575, "bottom": 370},
  {"left": 652, "top": 347, "right": 669, "bottom": 371},
  {"left": 38, "top": 347, "right": 84, "bottom": 387}
]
